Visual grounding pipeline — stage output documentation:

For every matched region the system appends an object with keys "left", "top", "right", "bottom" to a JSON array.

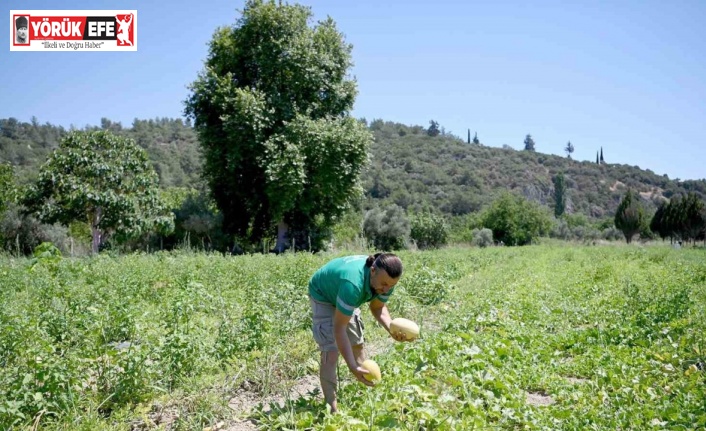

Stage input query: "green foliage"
[
  {"left": 1, "top": 247, "right": 706, "bottom": 429},
  {"left": 446, "top": 213, "right": 481, "bottom": 244},
  {"left": 4, "top": 116, "right": 706, "bottom": 239},
  {"left": 427, "top": 120, "right": 440, "bottom": 137},
  {"left": 22, "top": 131, "right": 174, "bottom": 253},
  {"left": 410, "top": 211, "right": 448, "bottom": 249},
  {"left": 29, "top": 242, "right": 62, "bottom": 272},
  {"left": 680, "top": 193, "right": 706, "bottom": 243},
  {"left": 0, "top": 163, "right": 16, "bottom": 246},
  {"left": 0, "top": 163, "right": 15, "bottom": 216},
  {"left": 614, "top": 189, "right": 645, "bottom": 244},
  {"left": 401, "top": 265, "right": 452, "bottom": 305},
  {"left": 553, "top": 172, "right": 566, "bottom": 217},
  {"left": 471, "top": 227, "right": 493, "bottom": 247},
  {"left": 652, "top": 193, "right": 706, "bottom": 244},
  {"left": 523, "top": 133, "right": 535, "bottom": 151},
  {"left": 650, "top": 201, "right": 669, "bottom": 240},
  {"left": 329, "top": 208, "right": 363, "bottom": 246},
  {"left": 565, "top": 141, "right": 574, "bottom": 158},
  {"left": 359, "top": 121, "right": 706, "bottom": 224},
  {"left": 278, "top": 116, "right": 372, "bottom": 250},
  {"left": 0, "top": 204, "right": 72, "bottom": 255},
  {"left": 158, "top": 187, "right": 230, "bottom": 251},
  {"left": 563, "top": 212, "right": 590, "bottom": 228},
  {"left": 362, "top": 205, "right": 410, "bottom": 250},
  {"left": 1, "top": 116, "right": 201, "bottom": 188},
  {"left": 480, "top": 192, "right": 553, "bottom": 245},
  {"left": 184, "top": 0, "right": 371, "bottom": 250}
]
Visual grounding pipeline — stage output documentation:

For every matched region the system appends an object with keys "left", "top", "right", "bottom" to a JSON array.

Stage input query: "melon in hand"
[
  {"left": 390, "top": 318, "right": 420, "bottom": 341},
  {"left": 361, "top": 359, "right": 381, "bottom": 383}
]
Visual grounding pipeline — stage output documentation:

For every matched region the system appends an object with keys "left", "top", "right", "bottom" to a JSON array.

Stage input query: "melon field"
[{"left": 1, "top": 244, "right": 705, "bottom": 430}]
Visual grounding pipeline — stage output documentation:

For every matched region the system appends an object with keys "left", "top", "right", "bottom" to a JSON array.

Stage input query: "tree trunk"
[
  {"left": 274, "top": 219, "right": 289, "bottom": 253},
  {"left": 91, "top": 207, "right": 103, "bottom": 254}
]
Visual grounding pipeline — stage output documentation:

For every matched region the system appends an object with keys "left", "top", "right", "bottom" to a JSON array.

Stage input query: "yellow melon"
[
  {"left": 361, "top": 359, "right": 381, "bottom": 383},
  {"left": 390, "top": 317, "right": 420, "bottom": 341}
]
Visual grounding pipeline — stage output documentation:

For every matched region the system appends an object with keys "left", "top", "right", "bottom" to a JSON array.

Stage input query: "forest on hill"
[
  {"left": 362, "top": 119, "right": 705, "bottom": 218},
  {"left": 1, "top": 116, "right": 704, "bottom": 254},
  {"left": 2, "top": 116, "right": 704, "bottom": 215}
]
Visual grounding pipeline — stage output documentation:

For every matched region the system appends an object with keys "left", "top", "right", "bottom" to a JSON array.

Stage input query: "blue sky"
[{"left": 2, "top": 0, "right": 705, "bottom": 180}]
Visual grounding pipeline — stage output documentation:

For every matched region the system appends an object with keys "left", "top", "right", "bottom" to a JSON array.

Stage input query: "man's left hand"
[{"left": 390, "top": 330, "right": 413, "bottom": 342}]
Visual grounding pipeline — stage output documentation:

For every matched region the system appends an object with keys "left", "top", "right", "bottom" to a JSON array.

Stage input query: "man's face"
[
  {"left": 17, "top": 26, "right": 28, "bottom": 41},
  {"left": 370, "top": 267, "right": 399, "bottom": 295}
]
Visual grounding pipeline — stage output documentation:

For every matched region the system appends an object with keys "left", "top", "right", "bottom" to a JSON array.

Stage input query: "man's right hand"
[{"left": 351, "top": 366, "right": 375, "bottom": 386}]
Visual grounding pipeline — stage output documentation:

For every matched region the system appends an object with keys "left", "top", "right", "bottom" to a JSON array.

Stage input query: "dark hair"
[{"left": 365, "top": 252, "right": 403, "bottom": 278}]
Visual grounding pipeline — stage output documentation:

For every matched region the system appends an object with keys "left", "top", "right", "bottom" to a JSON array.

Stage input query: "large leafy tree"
[
  {"left": 480, "top": 192, "right": 552, "bottom": 246},
  {"left": 614, "top": 189, "right": 644, "bottom": 244},
  {"left": 184, "top": 0, "right": 372, "bottom": 251},
  {"left": 23, "top": 131, "right": 174, "bottom": 253},
  {"left": 523, "top": 134, "right": 535, "bottom": 151}
]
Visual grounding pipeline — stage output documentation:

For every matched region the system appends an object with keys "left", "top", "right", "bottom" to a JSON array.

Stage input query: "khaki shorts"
[{"left": 309, "top": 296, "right": 364, "bottom": 352}]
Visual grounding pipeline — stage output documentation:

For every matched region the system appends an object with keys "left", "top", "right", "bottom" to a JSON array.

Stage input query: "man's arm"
[
  {"left": 370, "top": 298, "right": 410, "bottom": 342},
  {"left": 333, "top": 309, "right": 373, "bottom": 386},
  {"left": 369, "top": 298, "right": 393, "bottom": 333}
]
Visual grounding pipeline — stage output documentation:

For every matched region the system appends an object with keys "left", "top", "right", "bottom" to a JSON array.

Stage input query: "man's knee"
[{"left": 321, "top": 350, "right": 339, "bottom": 366}]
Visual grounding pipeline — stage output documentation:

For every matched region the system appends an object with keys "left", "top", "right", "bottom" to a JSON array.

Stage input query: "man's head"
[
  {"left": 16, "top": 16, "right": 28, "bottom": 41},
  {"left": 368, "top": 253, "right": 403, "bottom": 295}
]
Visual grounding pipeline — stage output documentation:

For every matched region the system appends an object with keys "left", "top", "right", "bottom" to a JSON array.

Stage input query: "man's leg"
[{"left": 320, "top": 350, "right": 339, "bottom": 413}]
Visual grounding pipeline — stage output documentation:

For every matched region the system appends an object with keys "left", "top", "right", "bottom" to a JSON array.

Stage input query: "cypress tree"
[{"left": 615, "top": 189, "right": 645, "bottom": 244}]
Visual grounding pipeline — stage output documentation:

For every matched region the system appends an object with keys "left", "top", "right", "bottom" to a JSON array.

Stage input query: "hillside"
[
  {"left": 2, "top": 116, "right": 704, "bottom": 222},
  {"left": 361, "top": 120, "right": 706, "bottom": 220}
]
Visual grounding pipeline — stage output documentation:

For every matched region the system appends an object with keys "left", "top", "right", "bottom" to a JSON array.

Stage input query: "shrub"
[
  {"left": 0, "top": 205, "right": 71, "bottom": 255},
  {"left": 410, "top": 212, "right": 448, "bottom": 249},
  {"left": 471, "top": 228, "right": 493, "bottom": 247},
  {"left": 551, "top": 219, "right": 572, "bottom": 240},
  {"left": 480, "top": 192, "right": 553, "bottom": 246},
  {"left": 602, "top": 226, "right": 623, "bottom": 241},
  {"left": 362, "top": 204, "right": 410, "bottom": 250}
]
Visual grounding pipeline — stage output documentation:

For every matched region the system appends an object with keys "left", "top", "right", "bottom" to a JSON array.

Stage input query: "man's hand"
[
  {"left": 390, "top": 329, "right": 414, "bottom": 342},
  {"left": 350, "top": 366, "right": 375, "bottom": 386}
]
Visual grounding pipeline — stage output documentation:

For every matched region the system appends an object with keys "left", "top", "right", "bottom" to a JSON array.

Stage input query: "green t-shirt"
[{"left": 308, "top": 255, "right": 395, "bottom": 316}]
